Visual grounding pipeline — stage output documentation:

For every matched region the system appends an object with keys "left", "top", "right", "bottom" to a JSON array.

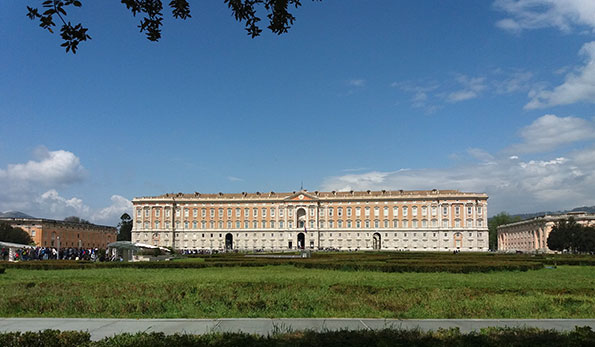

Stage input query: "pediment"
[{"left": 285, "top": 191, "right": 318, "bottom": 201}]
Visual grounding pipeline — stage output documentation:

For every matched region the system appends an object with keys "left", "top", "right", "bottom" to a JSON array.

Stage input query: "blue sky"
[{"left": 1, "top": 1, "right": 595, "bottom": 225}]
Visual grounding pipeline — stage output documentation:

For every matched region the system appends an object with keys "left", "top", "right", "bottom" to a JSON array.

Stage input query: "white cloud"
[
  {"left": 0, "top": 146, "right": 85, "bottom": 189},
  {"left": 494, "top": 71, "right": 533, "bottom": 94},
  {"left": 447, "top": 76, "right": 486, "bottom": 102},
  {"left": 91, "top": 195, "right": 133, "bottom": 225},
  {"left": 321, "top": 113, "right": 595, "bottom": 215},
  {"left": 494, "top": 0, "right": 595, "bottom": 33},
  {"left": 509, "top": 114, "right": 595, "bottom": 153},
  {"left": 0, "top": 148, "right": 131, "bottom": 226},
  {"left": 348, "top": 79, "right": 366, "bottom": 87},
  {"left": 321, "top": 148, "right": 595, "bottom": 215},
  {"left": 227, "top": 176, "right": 244, "bottom": 182},
  {"left": 525, "top": 41, "right": 595, "bottom": 109}
]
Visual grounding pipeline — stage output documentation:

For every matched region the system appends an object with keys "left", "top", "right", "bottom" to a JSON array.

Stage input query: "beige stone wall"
[{"left": 132, "top": 190, "right": 489, "bottom": 252}]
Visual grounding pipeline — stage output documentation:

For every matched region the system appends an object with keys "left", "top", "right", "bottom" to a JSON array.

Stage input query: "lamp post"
[{"left": 56, "top": 236, "right": 60, "bottom": 259}]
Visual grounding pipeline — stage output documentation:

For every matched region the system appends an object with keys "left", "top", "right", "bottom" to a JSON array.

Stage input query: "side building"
[
  {"left": 131, "top": 189, "right": 489, "bottom": 252},
  {"left": 497, "top": 212, "right": 595, "bottom": 253},
  {"left": 0, "top": 217, "right": 117, "bottom": 249}
]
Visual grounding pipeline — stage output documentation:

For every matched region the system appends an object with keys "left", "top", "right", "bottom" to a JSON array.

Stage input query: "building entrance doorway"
[
  {"left": 372, "top": 232, "right": 381, "bottom": 250},
  {"left": 297, "top": 233, "right": 305, "bottom": 249},
  {"left": 225, "top": 233, "right": 233, "bottom": 250}
]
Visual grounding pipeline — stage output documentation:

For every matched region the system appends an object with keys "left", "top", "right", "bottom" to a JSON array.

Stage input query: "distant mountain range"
[
  {"left": 0, "top": 211, "right": 35, "bottom": 219},
  {"left": 511, "top": 206, "right": 595, "bottom": 221}
]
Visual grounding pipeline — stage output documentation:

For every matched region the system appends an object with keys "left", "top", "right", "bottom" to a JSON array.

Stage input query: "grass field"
[{"left": 0, "top": 264, "right": 593, "bottom": 319}]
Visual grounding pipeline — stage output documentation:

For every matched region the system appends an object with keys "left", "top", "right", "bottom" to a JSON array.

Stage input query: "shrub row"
[
  {"left": 0, "top": 327, "right": 593, "bottom": 347},
  {"left": 0, "top": 258, "right": 544, "bottom": 273}
]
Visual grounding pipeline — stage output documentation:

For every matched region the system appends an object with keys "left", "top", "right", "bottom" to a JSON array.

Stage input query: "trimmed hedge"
[
  {"left": 0, "top": 327, "right": 593, "bottom": 347},
  {"left": 0, "top": 267, "right": 5, "bottom": 274},
  {"left": 2, "top": 252, "right": 592, "bottom": 273}
]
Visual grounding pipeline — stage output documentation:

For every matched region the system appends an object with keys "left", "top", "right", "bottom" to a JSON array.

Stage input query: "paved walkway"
[{"left": 1, "top": 318, "right": 594, "bottom": 341}]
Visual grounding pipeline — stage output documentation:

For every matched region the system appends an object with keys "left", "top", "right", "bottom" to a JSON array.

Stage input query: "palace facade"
[
  {"left": 1, "top": 217, "right": 117, "bottom": 248},
  {"left": 131, "top": 189, "right": 489, "bottom": 252},
  {"left": 497, "top": 212, "right": 595, "bottom": 253}
]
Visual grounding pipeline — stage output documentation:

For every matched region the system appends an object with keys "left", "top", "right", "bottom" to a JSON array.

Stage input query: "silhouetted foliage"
[
  {"left": 0, "top": 223, "right": 34, "bottom": 245},
  {"left": 117, "top": 213, "right": 133, "bottom": 241},
  {"left": 489, "top": 212, "right": 521, "bottom": 250},
  {"left": 64, "top": 216, "right": 90, "bottom": 224},
  {"left": 548, "top": 218, "right": 595, "bottom": 253},
  {"left": 27, "top": 0, "right": 320, "bottom": 53}
]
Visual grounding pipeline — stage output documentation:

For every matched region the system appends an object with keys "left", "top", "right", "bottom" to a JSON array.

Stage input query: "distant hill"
[
  {"left": 0, "top": 211, "right": 35, "bottom": 219},
  {"left": 511, "top": 205, "right": 595, "bottom": 221}
]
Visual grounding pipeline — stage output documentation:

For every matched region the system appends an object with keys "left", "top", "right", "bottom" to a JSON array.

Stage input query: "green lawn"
[{"left": 0, "top": 265, "right": 593, "bottom": 318}]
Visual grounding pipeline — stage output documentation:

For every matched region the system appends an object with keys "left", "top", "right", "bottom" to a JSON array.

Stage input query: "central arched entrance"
[
  {"left": 297, "top": 232, "right": 305, "bottom": 249},
  {"left": 225, "top": 233, "right": 233, "bottom": 250},
  {"left": 372, "top": 232, "right": 381, "bottom": 250}
]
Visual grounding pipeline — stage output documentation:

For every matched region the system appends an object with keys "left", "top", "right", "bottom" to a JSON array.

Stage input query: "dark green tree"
[
  {"left": 488, "top": 212, "right": 521, "bottom": 250},
  {"left": 0, "top": 223, "right": 34, "bottom": 245},
  {"left": 547, "top": 218, "right": 594, "bottom": 253},
  {"left": 26, "top": 0, "right": 319, "bottom": 53},
  {"left": 117, "top": 213, "right": 133, "bottom": 241},
  {"left": 577, "top": 226, "right": 595, "bottom": 253}
]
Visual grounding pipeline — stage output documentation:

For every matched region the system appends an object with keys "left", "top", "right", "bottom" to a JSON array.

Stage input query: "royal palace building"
[
  {"left": 131, "top": 189, "right": 489, "bottom": 252},
  {"left": 497, "top": 212, "right": 595, "bottom": 253}
]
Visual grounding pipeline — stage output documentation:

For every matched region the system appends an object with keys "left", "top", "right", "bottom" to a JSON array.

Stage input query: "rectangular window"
[
  {"left": 279, "top": 220, "right": 284, "bottom": 228},
  {"left": 279, "top": 209, "right": 284, "bottom": 217},
  {"left": 374, "top": 207, "right": 379, "bottom": 217},
  {"left": 328, "top": 208, "right": 334, "bottom": 217},
  {"left": 201, "top": 208, "right": 206, "bottom": 217},
  {"left": 270, "top": 208, "right": 275, "bottom": 217},
  {"left": 210, "top": 209, "right": 214, "bottom": 218},
  {"left": 346, "top": 207, "right": 352, "bottom": 217},
  {"left": 477, "top": 206, "right": 483, "bottom": 215},
  {"left": 184, "top": 208, "right": 189, "bottom": 218},
  {"left": 467, "top": 206, "right": 472, "bottom": 215},
  {"left": 329, "top": 220, "right": 334, "bottom": 228},
  {"left": 176, "top": 208, "right": 181, "bottom": 217},
  {"left": 218, "top": 208, "right": 223, "bottom": 217},
  {"left": 227, "top": 208, "right": 232, "bottom": 217},
  {"left": 412, "top": 206, "right": 418, "bottom": 216},
  {"left": 432, "top": 206, "right": 437, "bottom": 216},
  {"left": 422, "top": 206, "right": 427, "bottom": 216},
  {"left": 443, "top": 206, "right": 448, "bottom": 215},
  {"left": 155, "top": 209, "right": 160, "bottom": 217},
  {"left": 383, "top": 206, "right": 388, "bottom": 217},
  {"left": 262, "top": 208, "right": 267, "bottom": 217},
  {"left": 310, "top": 208, "right": 315, "bottom": 216},
  {"left": 403, "top": 220, "right": 409, "bottom": 228},
  {"left": 393, "top": 206, "right": 398, "bottom": 216},
  {"left": 166, "top": 209, "right": 171, "bottom": 217},
  {"left": 271, "top": 221, "right": 275, "bottom": 228},
  {"left": 442, "top": 220, "right": 448, "bottom": 228},
  {"left": 236, "top": 208, "right": 241, "bottom": 217},
  {"left": 288, "top": 209, "right": 293, "bottom": 217},
  {"left": 137, "top": 208, "right": 142, "bottom": 217},
  {"left": 337, "top": 207, "right": 343, "bottom": 217},
  {"left": 356, "top": 207, "right": 361, "bottom": 217},
  {"left": 403, "top": 206, "right": 408, "bottom": 216},
  {"left": 365, "top": 207, "right": 370, "bottom": 217},
  {"left": 253, "top": 208, "right": 258, "bottom": 217},
  {"left": 192, "top": 209, "right": 197, "bottom": 217},
  {"left": 145, "top": 209, "right": 150, "bottom": 217},
  {"left": 455, "top": 206, "right": 460, "bottom": 216}
]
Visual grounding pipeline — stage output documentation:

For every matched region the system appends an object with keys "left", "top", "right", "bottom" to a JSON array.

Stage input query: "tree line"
[{"left": 547, "top": 218, "right": 595, "bottom": 254}]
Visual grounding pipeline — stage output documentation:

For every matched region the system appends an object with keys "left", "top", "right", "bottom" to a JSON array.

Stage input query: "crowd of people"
[{"left": 1, "top": 247, "right": 121, "bottom": 262}]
